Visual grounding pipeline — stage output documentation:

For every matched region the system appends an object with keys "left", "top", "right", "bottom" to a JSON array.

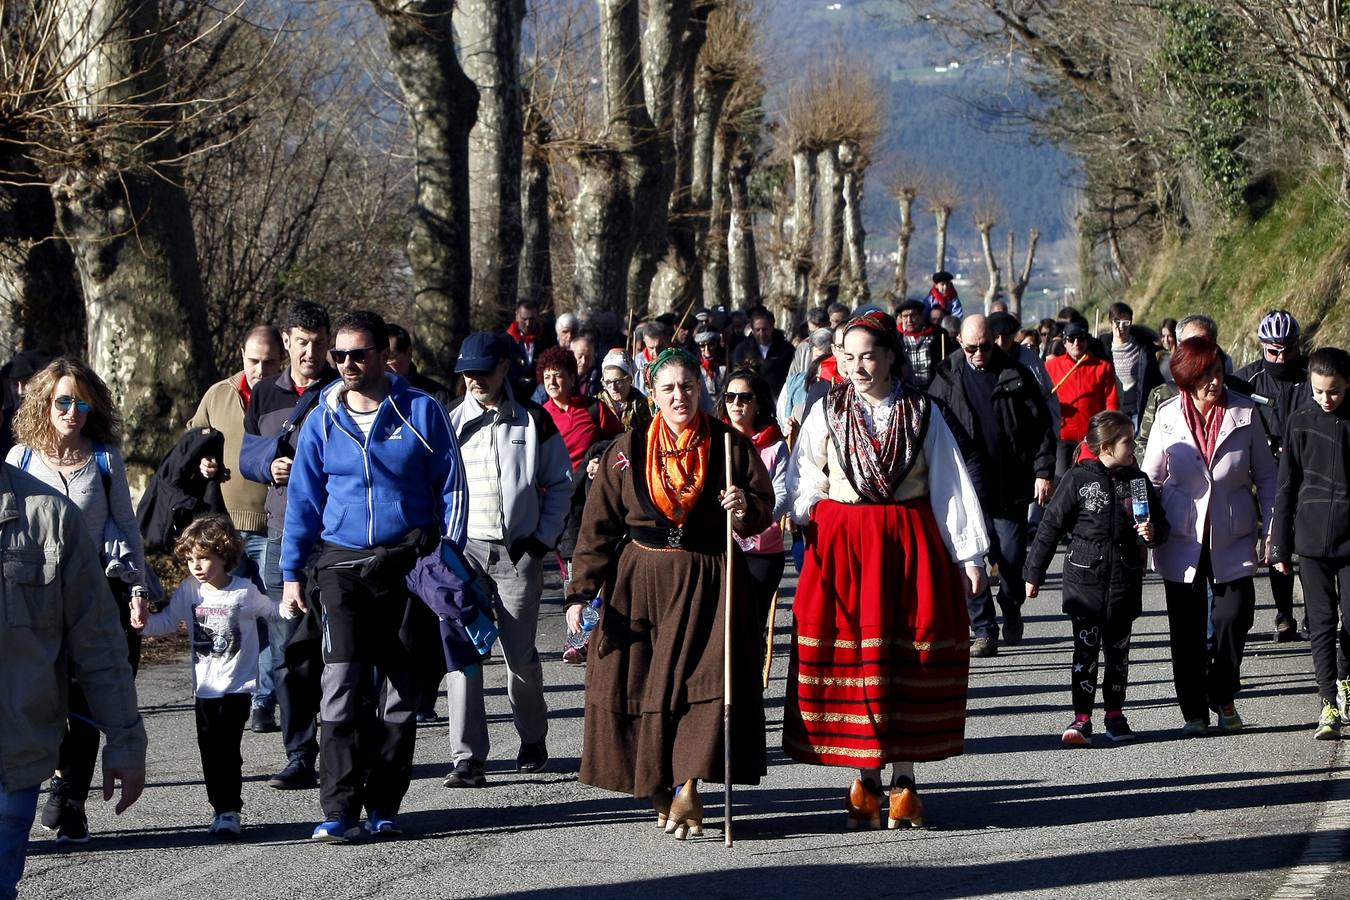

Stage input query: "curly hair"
[
  {"left": 12, "top": 357, "right": 123, "bottom": 455},
  {"left": 535, "top": 345, "right": 577, "bottom": 384},
  {"left": 174, "top": 514, "right": 243, "bottom": 570}
]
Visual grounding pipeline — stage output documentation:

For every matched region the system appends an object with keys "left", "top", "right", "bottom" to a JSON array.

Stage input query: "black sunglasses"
[
  {"left": 330, "top": 346, "right": 378, "bottom": 364},
  {"left": 724, "top": 391, "right": 756, "bottom": 405},
  {"left": 962, "top": 342, "right": 994, "bottom": 354}
]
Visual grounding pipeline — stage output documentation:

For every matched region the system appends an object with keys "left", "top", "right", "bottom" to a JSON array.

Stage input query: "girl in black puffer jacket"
[{"left": 1025, "top": 411, "right": 1169, "bottom": 747}]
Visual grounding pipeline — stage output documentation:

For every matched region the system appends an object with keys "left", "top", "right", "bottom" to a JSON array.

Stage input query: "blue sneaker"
[
  {"left": 364, "top": 814, "right": 403, "bottom": 838},
  {"left": 311, "top": 817, "right": 360, "bottom": 843}
]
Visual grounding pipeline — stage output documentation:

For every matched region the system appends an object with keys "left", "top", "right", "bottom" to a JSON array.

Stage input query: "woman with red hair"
[{"left": 1142, "top": 336, "right": 1278, "bottom": 736}]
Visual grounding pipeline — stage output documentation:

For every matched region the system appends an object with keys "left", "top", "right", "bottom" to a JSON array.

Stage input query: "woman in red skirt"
[{"left": 785, "top": 310, "right": 989, "bottom": 829}]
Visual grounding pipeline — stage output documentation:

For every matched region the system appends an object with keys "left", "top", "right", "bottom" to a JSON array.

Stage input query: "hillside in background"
[
  {"left": 759, "top": 0, "right": 1079, "bottom": 303},
  {"left": 1129, "top": 173, "right": 1350, "bottom": 368}
]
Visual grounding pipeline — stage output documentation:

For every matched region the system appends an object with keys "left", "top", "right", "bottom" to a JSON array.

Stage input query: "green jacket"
[{"left": 0, "top": 464, "right": 146, "bottom": 790}]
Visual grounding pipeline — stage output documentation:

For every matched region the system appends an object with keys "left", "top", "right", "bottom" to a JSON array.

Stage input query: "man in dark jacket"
[
  {"left": 1236, "top": 309, "right": 1313, "bottom": 640},
  {"left": 929, "top": 315, "right": 1055, "bottom": 656},
  {"left": 741, "top": 307, "right": 795, "bottom": 396},
  {"left": 242, "top": 298, "right": 337, "bottom": 790}
]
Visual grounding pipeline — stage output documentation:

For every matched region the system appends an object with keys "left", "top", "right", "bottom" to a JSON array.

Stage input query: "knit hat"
[{"left": 601, "top": 349, "right": 634, "bottom": 376}]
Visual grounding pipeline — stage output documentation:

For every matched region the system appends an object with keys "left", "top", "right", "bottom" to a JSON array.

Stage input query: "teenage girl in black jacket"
[{"left": 1025, "top": 411, "right": 1169, "bottom": 746}]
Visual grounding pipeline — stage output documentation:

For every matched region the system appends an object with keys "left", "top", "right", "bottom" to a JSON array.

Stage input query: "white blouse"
[{"left": 787, "top": 395, "right": 989, "bottom": 567}]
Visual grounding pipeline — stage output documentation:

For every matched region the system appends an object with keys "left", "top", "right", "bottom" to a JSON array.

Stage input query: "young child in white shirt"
[{"left": 131, "top": 514, "right": 285, "bottom": 837}]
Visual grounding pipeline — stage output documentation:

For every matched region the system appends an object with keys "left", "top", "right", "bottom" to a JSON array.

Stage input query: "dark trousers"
[
  {"left": 1163, "top": 550, "right": 1256, "bottom": 721},
  {"left": 1270, "top": 566, "right": 1299, "bottom": 625},
  {"left": 315, "top": 562, "right": 422, "bottom": 821},
  {"left": 1299, "top": 557, "right": 1350, "bottom": 704},
  {"left": 265, "top": 533, "right": 319, "bottom": 766},
  {"left": 967, "top": 516, "right": 1027, "bottom": 638},
  {"left": 195, "top": 694, "right": 252, "bottom": 814},
  {"left": 1054, "top": 439, "right": 1078, "bottom": 482},
  {"left": 1069, "top": 616, "right": 1132, "bottom": 715},
  {"left": 56, "top": 627, "right": 139, "bottom": 800},
  {"left": 744, "top": 551, "right": 786, "bottom": 636}
]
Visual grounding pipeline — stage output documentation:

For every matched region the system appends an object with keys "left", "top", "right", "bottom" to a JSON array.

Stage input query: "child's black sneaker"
[
  {"left": 1104, "top": 713, "right": 1136, "bottom": 742},
  {"left": 1061, "top": 715, "right": 1092, "bottom": 747}
]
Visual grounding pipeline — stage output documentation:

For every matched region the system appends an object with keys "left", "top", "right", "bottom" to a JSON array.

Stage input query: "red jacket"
[
  {"left": 1046, "top": 353, "right": 1119, "bottom": 443},
  {"left": 543, "top": 397, "right": 623, "bottom": 471}
]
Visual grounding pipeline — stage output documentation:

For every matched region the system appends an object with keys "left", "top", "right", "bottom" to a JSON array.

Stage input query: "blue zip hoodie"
[{"left": 281, "top": 373, "right": 468, "bottom": 582}]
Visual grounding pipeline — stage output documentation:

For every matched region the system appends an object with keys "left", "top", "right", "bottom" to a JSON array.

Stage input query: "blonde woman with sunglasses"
[{"left": 5, "top": 356, "right": 146, "bottom": 846}]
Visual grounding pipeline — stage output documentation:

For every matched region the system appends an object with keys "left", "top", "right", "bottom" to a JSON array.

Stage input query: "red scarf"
[
  {"left": 899, "top": 322, "right": 937, "bottom": 338},
  {"left": 238, "top": 373, "right": 252, "bottom": 408},
  {"left": 749, "top": 423, "right": 784, "bottom": 452},
  {"left": 818, "top": 356, "right": 841, "bottom": 384},
  {"left": 1182, "top": 390, "right": 1227, "bottom": 465},
  {"left": 928, "top": 285, "right": 955, "bottom": 313},
  {"left": 507, "top": 321, "right": 539, "bottom": 345}
]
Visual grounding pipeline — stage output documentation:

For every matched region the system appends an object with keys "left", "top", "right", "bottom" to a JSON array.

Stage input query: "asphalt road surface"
[{"left": 21, "top": 555, "right": 1350, "bottom": 900}]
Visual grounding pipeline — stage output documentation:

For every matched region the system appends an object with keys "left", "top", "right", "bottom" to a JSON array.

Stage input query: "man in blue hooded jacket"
[{"left": 282, "top": 310, "right": 468, "bottom": 842}]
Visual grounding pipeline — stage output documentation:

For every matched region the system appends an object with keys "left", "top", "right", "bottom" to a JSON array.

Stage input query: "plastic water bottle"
[
  {"left": 1129, "top": 477, "right": 1150, "bottom": 524},
  {"left": 565, "top": 596, "right": 602, "bottom": 651}
]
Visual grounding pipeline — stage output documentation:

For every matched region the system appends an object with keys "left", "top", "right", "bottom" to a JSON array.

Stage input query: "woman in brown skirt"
[
  {"left": 566, "top": 348, "right": 775, "bottom": 840},
  {"left": 785, "top": 310, "right": 989, "bottom": 829}
]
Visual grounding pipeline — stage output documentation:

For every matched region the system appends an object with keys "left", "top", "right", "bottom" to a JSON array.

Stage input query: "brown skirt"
[{"left": 580, "top": 540, "right": 767, "bottom": 798}]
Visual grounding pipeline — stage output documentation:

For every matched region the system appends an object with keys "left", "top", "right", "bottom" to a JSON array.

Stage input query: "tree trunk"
[
  {"left": 978, "top": 222, "right": 1000, "bottom": 312},
  {"left": 51, "top": 0, "right": 213, "bottom": 465},
  {"left": 627, "top": 0, "right": 692, "bottom": 317},
  {"left": 0, "top": 145, "right": 85, "bottom": 357},
  {"left": 791, "top": 148, "right": 817, "bottom": 315},
  {"left": 894, "top": 189, "right": 916, "bottom": 301},
  {"left": 838, "top": 141, "right": 868, "bottom": 305},
  {"left": 701, "top": 125, "right": 732, "bottom": 312},
  {"left": 518, "top": 142, "right": 553, "bottom": 310},
  {"left": 571, "top": 146, "right": 632, "bottom": 318},
  {"left": 812, "top": 145, "right": 843, "bottom": 306},
  {"left": 375, "top": 0, "right": 480, "bottom": 377},
  {"left": 1009, "top": 229, "right": 1041, "bottom": 317},
  {"left": 460, "top": 0, "right": 524, "bottom": 328},
  {"left": 727, "top": 139, "right": 760, "bottom": 310},
  {"left": 1106, "top": 221, "right": 1131, "bottom": 286},
  {"left": 934, "top": 205, "right": 952, "bottom": 274}
]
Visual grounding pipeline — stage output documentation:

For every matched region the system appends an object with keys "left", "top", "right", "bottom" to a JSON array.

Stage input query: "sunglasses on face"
[
  {"left": 724, "top": 391, "right": 756, "bottom": 405},
  {"left": 963, "top": 342, "right": 994, "bottom": 354},
  {"left": 1065, "top": 335, "right": 1087, "bottom": 344},
  {"left": 1264, "top": 344, "right": 1290, "bottom": 358},
  {"left": 54, "top": 395, "right": 92, "bottom": 414},
  {"left": 330, "top": 347, "right": 378, "bottom": 364}
]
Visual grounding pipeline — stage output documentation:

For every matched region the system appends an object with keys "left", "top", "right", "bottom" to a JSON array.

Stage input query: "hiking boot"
[
  {"left": 1061, "top": 716, "right": 1092, "bottom": 747},
  {"left": 1315, "top": 701, "right": 1343, "bottom": 741},
  {"left": 54, "top": 803, "right": 89, "bottom": 845},
  {"left": 40, "top": 777, "right": 68, "bottom": 830},
  {"left": 970, "top": 636, "right": 999, "bottom": 658},
  {"left": 250, "top": 708, "right": 279, "bottom": 734},
  {"left": 268, "top": 758, "right": 317, "bottom": 790},
  {"left": 517, "top": 741, "right": 549, "bottom": 774},
  {"left": 443, "top": 759, "right": 487, "bottom": 788}
]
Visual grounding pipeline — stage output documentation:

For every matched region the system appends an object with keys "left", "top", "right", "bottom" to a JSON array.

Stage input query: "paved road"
[{"left": 21, "top": 556, "right": 1349, "bottom": 899}]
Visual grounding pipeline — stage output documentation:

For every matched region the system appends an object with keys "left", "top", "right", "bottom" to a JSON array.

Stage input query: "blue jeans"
[
  {"left": 0, "top": 786, "right": 39, "bottom": 900},
  {"left": 967, "top": 516, "right": 1028, "bottom": 639},
  {"left": 265, "top": 532, "right": 317, "bottom": 765},
  {"left": 242, "top": 531, "right": 274, "bottom": 711}
]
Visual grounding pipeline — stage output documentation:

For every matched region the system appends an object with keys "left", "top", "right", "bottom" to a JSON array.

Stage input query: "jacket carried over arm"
[
  {"left": 281, "top": 374, "right": 468, "bottom": 583},
  {"left": 188, "top": 372, "right": 269, "bottom": 533}
]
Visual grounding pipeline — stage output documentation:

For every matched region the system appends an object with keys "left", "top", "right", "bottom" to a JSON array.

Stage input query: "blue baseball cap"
[{"left": 455, "top": 332, "right": 511, "bottom": 374}]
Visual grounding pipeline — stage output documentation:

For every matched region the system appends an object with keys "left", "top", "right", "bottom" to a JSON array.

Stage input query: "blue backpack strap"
[
  {"left": 18, "top": 445, "right": 31, "bottom": 472},
  {"left": 93, "top": 443, "right": 113, "bottom": 499}
]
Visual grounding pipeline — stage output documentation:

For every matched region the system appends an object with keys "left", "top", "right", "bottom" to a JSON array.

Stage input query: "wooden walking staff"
[{"left": 722, "top": 432, "right": 735, "bottom": 848}]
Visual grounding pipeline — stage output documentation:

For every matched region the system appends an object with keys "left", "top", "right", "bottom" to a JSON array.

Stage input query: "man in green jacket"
[{"left": 0, "top": 464, "right": 146, "bottom": 899}]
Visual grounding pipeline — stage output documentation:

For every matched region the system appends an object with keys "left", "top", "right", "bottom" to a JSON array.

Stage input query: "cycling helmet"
[{"left": 1257, "top": 309, "right": 1299, "bottom": 345}]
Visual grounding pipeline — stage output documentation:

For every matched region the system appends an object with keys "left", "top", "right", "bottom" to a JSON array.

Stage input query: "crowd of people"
[{"left": 1, "top": 270, "right": 1348, "bottom": 895}]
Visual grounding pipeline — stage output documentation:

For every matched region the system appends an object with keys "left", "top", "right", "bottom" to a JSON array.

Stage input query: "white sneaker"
[
  {"left": 208, "top": 811, "right": 242, "bottom": 838},
  {"left": 1337, "top": 678, "right": 1350, "bottom": 720}
]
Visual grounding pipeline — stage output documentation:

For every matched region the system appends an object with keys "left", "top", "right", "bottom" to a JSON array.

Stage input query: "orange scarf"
[{"left": 646, "top": 411, "right": 710, "bottom": 524}]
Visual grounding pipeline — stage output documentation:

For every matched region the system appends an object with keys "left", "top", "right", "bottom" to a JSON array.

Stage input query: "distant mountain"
[{"left": 758, "top": 0, "right": 1079, "bottom": 305}]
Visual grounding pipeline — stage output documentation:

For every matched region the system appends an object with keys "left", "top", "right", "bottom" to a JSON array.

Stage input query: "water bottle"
[
  {"left": 565, "top": 596, "right": 602, "bottom": 651},
  {"left": 1129, "top": 477, "right": 1150, "bottom": 524}
]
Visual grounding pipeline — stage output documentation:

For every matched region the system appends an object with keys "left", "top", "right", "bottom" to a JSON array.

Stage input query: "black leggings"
[
  {"left": 744, "top": 552, "right": 786, "bottom": 640},
  {"left": 1069, "top": 616, "right": 1132, "bottom": 715}
]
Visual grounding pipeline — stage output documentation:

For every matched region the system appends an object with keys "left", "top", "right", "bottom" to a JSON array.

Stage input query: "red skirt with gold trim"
[{"left": 783, "top": 497, "right": 970, "bottom": 767}]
